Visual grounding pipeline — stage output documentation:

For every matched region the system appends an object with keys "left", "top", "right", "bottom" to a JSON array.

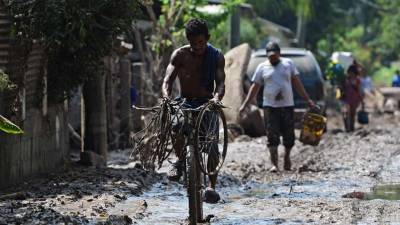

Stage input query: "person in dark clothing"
[{"left": 341, "top": 65, "right": 363, "bottom": 132}]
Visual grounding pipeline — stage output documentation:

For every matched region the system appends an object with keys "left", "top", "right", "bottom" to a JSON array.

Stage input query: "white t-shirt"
[{"left": 252, "top": 57, "right": 299, "bottom": 107}]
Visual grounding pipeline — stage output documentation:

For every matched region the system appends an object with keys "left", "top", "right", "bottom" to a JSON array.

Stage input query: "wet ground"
[
  {"left": 0, "top": 152, "right": 158, "bottom": 225},
  {"left": 2, "top": 111, "right": 400, "bottom": 224},
  {"left": 120, "top": 111, "right": 400, "bottom": 225}
]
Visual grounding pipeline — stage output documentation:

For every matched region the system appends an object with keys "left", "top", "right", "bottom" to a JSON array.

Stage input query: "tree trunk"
[
  {"left": 83, "top": 72, "right": 108, "bottom": 159},
  {"left": 230, "top": 7, "right": 240, "bottom": 49},
  {"left": 104, "top": 56, "right": 119, "bottom": 150},
  {"left": 296, "top": 14, "right": 307, "bottom": 47},
  {"left": 119, "top": 56, "right": 133, "bottom": 149}
]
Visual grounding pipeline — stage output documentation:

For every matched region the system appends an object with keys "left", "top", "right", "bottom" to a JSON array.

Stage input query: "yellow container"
[{"left": 299, "top": 112, "right": 327, "bottom": 146}]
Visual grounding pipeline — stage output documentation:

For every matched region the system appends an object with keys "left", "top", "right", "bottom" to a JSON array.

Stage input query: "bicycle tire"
[
  {"left": 194, "top": 103, "right": 228, "bottom": 175},
  {"left": 186, "top": 145, "right": 203, "bottom": 224}
]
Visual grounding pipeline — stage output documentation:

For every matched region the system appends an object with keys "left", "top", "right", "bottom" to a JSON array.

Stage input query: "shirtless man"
[{"left": 162, "top": 18, "right": 226, "bottom": 203}]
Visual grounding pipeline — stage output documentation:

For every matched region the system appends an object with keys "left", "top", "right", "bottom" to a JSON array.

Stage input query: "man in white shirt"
[{"left": 239, "top": 41, "right": 316, "bottom": 172}]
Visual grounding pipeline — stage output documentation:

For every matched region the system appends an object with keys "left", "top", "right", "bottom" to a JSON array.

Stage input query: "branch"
[
  {"left": 172, "top": 0, "right": 186, "bottom": 28},
  {"left": 358, "top": 0, "right": 397, "bottom": 14}
]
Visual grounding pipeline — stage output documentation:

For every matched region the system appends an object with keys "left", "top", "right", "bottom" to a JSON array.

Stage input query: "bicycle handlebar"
[{"left": 133, "top": 98, "right": 226, "bottom": 112}]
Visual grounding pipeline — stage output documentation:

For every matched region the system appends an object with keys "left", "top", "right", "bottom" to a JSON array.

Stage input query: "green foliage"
[
  {"left": 317, "top": 26, "right": 375, "bottom": 70},
  {"left": 246, "top": 0, "right": 400, "bottom": 86},
  {"left": 0, "top": 114, "right": 23, "bottom": 134},
  {"left": 202, "top": 0, "right": 244, "bottom": 51},
  {"left": 0, "top": 69, "right": 15, "bottom": 91},
  {"left": 209, "top": 19, "right": 229, "bottom": 52},
  {"left": 286, "top": 0, "right": 313, "bottom": 18},
  {"left": 150, "top": 0, "right": 243, "bottom": 53},
  {"left": 239, "top": 18, "right": 265, "bottom": 50},
  {"left": 245, "top": 0, "right": 313, "bottom": 31},
  {"left": 7, "top": 0, "right": 138, "bottom": 102},
  {"left": 372, "top": 66, "right": 396, "bottom": 87},
  {"left": 0, "top": 69, "right": 9, "bottom": 91},
  {"left": 372, "top": 0, "right": 400, "bottom": 63}
]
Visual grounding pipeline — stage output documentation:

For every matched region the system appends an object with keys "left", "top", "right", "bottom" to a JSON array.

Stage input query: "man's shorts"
[
  {"left": 263, "top": 106, "right": 295, "bottom": 148},
  {"left": 171, "top": 98, "right": 220, "bottom": 171}
]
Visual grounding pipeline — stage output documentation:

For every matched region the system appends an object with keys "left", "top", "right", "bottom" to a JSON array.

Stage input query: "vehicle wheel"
[
  {"left": 194, "top": 103, "right": 228, "bottom": 176},
  {"left": 186, "top": 145, "right": 203, "bottom": 224}
]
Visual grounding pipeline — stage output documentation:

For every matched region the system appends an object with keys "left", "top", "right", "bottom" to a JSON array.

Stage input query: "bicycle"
[{"left": 132, "top": 98, "right": 228, "bottom": 224}]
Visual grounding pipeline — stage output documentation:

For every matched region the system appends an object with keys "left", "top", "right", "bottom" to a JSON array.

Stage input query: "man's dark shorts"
[
  {"left": 171, "top": 98, "right": 220, "bottom": 171},
  {"left": 263, "top": 106, "right": 295, "bottom": 148}
]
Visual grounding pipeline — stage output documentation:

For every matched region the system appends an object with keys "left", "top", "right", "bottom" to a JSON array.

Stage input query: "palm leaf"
[{"left": 0, "top": 115, "right": 24, "bottom": 134}]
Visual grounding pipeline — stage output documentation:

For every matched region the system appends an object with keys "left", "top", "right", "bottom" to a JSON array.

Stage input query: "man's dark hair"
[
  {"left": 396, "top": 70, "right": 400, "bottom": 74},
  {"left": 347, "top": 65, "right": 359, "bottom": 75},
  {"left": 185, "top": 18, "right": 209, "bottom": 38}
]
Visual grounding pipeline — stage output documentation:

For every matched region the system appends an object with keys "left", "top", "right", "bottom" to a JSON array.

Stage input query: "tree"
[
  {"left": 8, "top": 0, "right": 139, "bottom": 159},
  {"left": 286, "top": 0, "right": 313, "bottom": 47},
  {"left": 134, "top": 0, "right": 243, "bottom": 105},
  {"left": 245, "top": 0, "right": 400, "bottom": 83}
]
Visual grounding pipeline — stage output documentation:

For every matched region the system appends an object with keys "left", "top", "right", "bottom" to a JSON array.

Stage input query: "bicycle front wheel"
[
  {"left": 194, "top": 103, "right": 228, "bottom": 176},
  {"left": 186, "top": 145, "right": 203, "bottom": 224}
]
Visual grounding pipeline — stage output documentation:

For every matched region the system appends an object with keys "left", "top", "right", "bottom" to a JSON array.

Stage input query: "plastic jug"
[{"left": 299, "top": 112, "right": 327, "bottom": 146}]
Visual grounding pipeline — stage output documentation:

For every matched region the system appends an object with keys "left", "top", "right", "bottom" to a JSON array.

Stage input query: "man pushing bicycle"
[{"left": 161, "top": 18, "right": 226, "bottom": 204}]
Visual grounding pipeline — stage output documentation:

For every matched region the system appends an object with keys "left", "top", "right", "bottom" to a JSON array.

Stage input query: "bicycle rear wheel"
[
  {"left": 186, "top": 145, "right": 203, "bottom": 224},
  {"left": 194, "top": 103, "right": 228, "bottom": 176}
]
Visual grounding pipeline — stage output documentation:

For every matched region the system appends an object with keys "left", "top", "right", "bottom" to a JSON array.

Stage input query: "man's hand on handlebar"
[{"left": 210, "top": 97, "right": 220, "bottom": 104}]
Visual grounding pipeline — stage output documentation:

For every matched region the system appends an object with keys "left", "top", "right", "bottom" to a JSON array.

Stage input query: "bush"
[
  {"left": 372, "top": 66, "right": 396, "bottom": 87},
  {"left": 0, "top": 70, "right": 15, "bottom": 91}
]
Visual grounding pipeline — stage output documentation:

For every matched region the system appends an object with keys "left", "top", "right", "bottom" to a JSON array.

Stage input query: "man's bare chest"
[{"left": 179, "top": 57, "right": 204, "bottom": 78}]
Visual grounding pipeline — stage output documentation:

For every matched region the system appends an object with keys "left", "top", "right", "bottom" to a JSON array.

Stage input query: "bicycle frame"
[{"left": 132, "top": 98, "right": 226, "bottom": 224}]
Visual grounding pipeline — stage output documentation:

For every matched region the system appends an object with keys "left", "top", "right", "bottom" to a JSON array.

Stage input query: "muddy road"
[
  {"left": 1, "top": 112, "right": 400, "bottom": 224},
  {"left": 123, "top": 112, "right": 400, "bottom": 225}
]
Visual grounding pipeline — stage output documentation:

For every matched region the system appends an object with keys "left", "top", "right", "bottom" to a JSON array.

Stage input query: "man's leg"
[
  {"left": 284, "top": 148, "right": 292, "bottom": 171},
  {"left": 207, "top": 147, "right": 219, "bottom": 189},
  {"left": 203, "top": 111, "right": 221, "bottom": 203},
  {"left": 269, "top": 146, "right": 279, "bottom": 172},
  {"left": 342, "top": 103, "right": 351, "bottom": 132},
  {"left": 204, "top": 146, "right": 220, "bottom": 203},
  {"left": 282, "top": 107, "right": 295, "bottom": 171},
  {"left": 168, "top": 111, "right": 186, "bottom": 181},
  {"left": 264, "top": 107, "right": 281, "bottom": 172},
  {"left": 167, "top": 135, "right": 185, "bottom": 181},
  {"left": 349, "top": 105, "right": 357, "bottom": 132}
]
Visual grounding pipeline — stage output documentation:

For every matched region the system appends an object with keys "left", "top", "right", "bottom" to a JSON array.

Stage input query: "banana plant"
[
  {"left": 0, "top": 69, "right": 23, "bottom": 134},
  {"left": 0, "top": 115, "right": 23, "bottom": 134}
]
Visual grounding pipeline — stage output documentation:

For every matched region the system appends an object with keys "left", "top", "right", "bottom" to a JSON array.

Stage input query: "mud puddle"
[{"left": 107, "top": 175, "right": 350, "bottom": 225}]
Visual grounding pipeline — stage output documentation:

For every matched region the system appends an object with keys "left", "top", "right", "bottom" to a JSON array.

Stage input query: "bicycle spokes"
[{"left": 194, "top": 103, "right": 228, "bottom": 175}]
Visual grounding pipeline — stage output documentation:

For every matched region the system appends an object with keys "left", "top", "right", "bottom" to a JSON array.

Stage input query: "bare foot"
[
  {"left": 203, "top": 187, "right": 220, "bottom": 204},
  {"left": 269, "top": 165, "right": 279, "bottom": 173}
]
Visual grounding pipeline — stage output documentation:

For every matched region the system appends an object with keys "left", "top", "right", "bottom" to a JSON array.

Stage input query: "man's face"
[
  {"left": 268, "top": 52, "right": 281, "bottom": 66},
  {"left": 187, "top": 34, "right": 209, "bottom": 56}
]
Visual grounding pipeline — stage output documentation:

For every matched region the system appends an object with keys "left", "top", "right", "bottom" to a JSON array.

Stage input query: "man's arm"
[
  {"left": 291, "top": 75, "right": 315, "bottom": 107},
  {"left": 162, "top": 50, "right": 180, "bottom": 98},
  {"left": 239, "top": 83, "right": 261, "bottom": 114},
  {"left": 213, "top": 54, "right": 226, "bottom": 101}
]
